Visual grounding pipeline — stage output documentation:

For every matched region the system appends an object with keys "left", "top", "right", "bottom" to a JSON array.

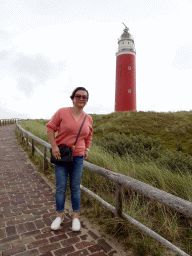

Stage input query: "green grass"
[{"left": 16, "top": 111, "right": 192, "bottom": 255}]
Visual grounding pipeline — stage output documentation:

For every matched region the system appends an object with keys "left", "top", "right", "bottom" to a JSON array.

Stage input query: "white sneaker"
[
  {"left": 72, "top": 218, "right": 81, "bottom": 231},
  {"left": 51, "top": 216, "right": 64, "bottom": 230}
]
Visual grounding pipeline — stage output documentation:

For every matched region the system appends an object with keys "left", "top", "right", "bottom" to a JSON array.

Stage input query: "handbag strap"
[{"left": 73, "top": 114, "right": 87, "bottom": 147}]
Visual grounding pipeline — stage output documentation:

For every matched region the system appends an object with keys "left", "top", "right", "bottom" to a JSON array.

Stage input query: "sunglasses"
[{"left": 74, "top": 95, "right": 88, "bottom": 101}]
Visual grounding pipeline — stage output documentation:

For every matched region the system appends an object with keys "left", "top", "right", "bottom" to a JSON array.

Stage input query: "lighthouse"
[{"left": 115, "top": 24, "right": 136, "bottom": 112}]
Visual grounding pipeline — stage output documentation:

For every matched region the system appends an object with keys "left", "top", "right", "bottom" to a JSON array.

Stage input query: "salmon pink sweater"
[{"left": 46, "top": 107, "right": 93, "bottom": 156}]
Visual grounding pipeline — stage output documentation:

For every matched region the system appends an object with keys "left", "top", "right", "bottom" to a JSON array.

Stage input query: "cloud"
[
  {"left": 16, "top": 77, "right": 34, "bottom": 98},
  {"left": 0, "top": 29, "right": 13, "bottom": 49},
  {"left": 0, "top": 50, "right": 9, "bottom": 61},
  {"left": 12, "top": 53, "right": 56, "bottom": 83},
  {"left": 0, "top": 50, "right": 67, "bottom": 98}
]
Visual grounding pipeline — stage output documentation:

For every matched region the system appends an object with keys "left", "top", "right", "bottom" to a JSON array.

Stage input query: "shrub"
[
  {"left": 96, "top": 133, "right": 192, "bottom": 174},
  {"left": 96, "top": 134, "right": 163, "bottom": 162}
]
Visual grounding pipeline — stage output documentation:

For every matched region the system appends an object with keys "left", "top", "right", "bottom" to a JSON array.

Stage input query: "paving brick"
[
  {"left": 88, "top": 230, "right": 99, "bottom": 240},
  {"left": 41, "top": 227, "right": 51, "bottom": 233},
  {"left": 28, "top": 238, "right": 49, "bottom": 249},
  {"left": 33, "top": 200, "right": 47, "bottom": 205},
  {"left": 25, "top": 221, "right": 36, "bottom": 231},
  {"left": 15, "top": 249, "right": 39, "bottom": 256},
  {"left": 0, "top": 235, "right": 19, "bottom": 245},
  {"left": 50, "top": 226, "right": 70, "bottom": 235},
  {"left": 0, "top": 243, "right": 11, "bottom": 251},
  {"left": 67, "top": 231, "right": 82, "bottom": 238},
  {"left": 49, "top": 233, "right": 68, "bottom": 243},
  {"left": 15, "top": 214, "right": 32, "bottom": 220},
  {"left": 42, "top": 212, "right": 55, "bottom": 218},
  {"left": 24, "top": 216, "right": 39, "bottom": 222},
  {"left": 28, "top": 204, "right": 41, "bottom": 209},
  {"left": 62, "top": 220, "right": 71, "bottom": 228},
  {"left": 88, "top": 244, "right": 102, "bottom": 253},
  {"left": 2, "top": 245, "right": 26, "bottom": 256},
  {"left": 33, "top": 210, "right": 48, "bottom": 216},
  {"left": 44, "top": 201, "right": 55, "bottom": 206},
  {"left": 81, "top": 222, "right": 88, "bottom": 230},
  {"left": 39, "top": 206, "right": 54, "bottom": 212},
  {"left": 6, "top": 219, "right": 24, "bottom": 226},
  {"left": 2, "top": 206, "right": 16, "bottom": 211},
  {"left": 34, "top": 219, "right": 45, "bottom": 229},
  {"left": 11, "top": 207, "right": 26, "bottom": 213},
  {"left": 16, "top": 223, "right": 27, "bottom": 233},
  {"left": 54, "top": 246, "right": 75, "bottom": 256},
  {"left": 0, "top": 221, "right": 5, "bottom": 228},
  {"left": 75, "top": 240, "right": 95, "bottom": 249},
  {"left": 17, "top": 203, "right": 28, "bottom": 208},
  {"left": 2, "top": 212, "right": 20, "bottom": 218},
  {"left": 11, "top": 236, "right": 34, "bottom": 247},
  {"left": 12, "top": 200, "right": 26, "bottom": 205},
  {"left": 39, "top": 252, "right": 53, "bottom": 256},
  {"left": 0, "top": 228, "right": 6, "bottom": 239},
  {"left": 80, "top": 234, "right": 88, "bottom": 241},
  {"left": 98, "top": 239, "right": 112, "bottom": 253},
  {"left": 21, "top": 230, "right": 41, "bottom": 238},
  {"left": 61, "top": 237, "right": 80, "bottom": 247},
  {"left": 34, "top": 232, "right": 53, "bottom": 240},
  {"left": 39, "top": 242, "right": 61, "bottom": 254},
  {"left": 22, "top": 209, "right": 39, "bottom": 215},
  {"left": 43, "top": 217, "right": 52, "bottom": 226},
  {"left": 67, "top": 249, "right": 89, "bottom": 256}
]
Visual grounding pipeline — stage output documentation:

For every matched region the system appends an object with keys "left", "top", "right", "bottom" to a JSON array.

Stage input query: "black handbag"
[{"left": 50, "top": 115, "right": 87, "bottom": 165}]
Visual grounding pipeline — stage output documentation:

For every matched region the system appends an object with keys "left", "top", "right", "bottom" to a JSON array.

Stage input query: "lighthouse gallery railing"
[{"left": 16, "top": 122, "right": 191, "bottom": 256}]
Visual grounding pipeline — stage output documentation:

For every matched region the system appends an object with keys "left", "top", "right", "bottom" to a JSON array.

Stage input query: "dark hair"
[{"left": 70, "top": 87, "right": 89, "bottom": 101}]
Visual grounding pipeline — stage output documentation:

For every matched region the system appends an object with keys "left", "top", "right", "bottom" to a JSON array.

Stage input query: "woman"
[{"left": 46, "top": 87, "right": 93, "bottom": 231}]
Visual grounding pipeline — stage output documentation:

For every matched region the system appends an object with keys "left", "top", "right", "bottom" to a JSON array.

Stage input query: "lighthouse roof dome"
[{"left": 121, "top": 28, "right": 131, "bottom": 39}]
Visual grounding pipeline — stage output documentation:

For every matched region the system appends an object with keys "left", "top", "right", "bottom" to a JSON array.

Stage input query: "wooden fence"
[
  {"left": 16, "top": 122, "right": 191, "bottom": 256},
  {"left": 0, "top": 119, "right": 24, "bottom": 126}
]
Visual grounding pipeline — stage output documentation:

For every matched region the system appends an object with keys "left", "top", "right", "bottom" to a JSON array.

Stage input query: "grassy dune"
[{"left": 17, "top": 111, "right": 192, "bottom": 255}]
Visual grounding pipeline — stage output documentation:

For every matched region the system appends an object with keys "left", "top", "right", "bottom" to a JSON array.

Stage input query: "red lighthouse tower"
[{"left": 115, "top": 24, "right": 136, "bottom": 112}]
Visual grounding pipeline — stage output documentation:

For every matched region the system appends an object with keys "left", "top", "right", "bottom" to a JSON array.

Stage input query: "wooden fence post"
[
  {"left": 32, "top": 139, "right": 35, "bottom": 156},
  {"left": 115, "top": 183, "right": 123, "bottom": 218},
  {"left": 26, "top": 134, "right": 28, "bottom": 151},
  {"left": 21, "top": 131, "right": 24, "bottom": 144},
  {"left": 43, "top": 147, "right": 48, "bottom": 171}
]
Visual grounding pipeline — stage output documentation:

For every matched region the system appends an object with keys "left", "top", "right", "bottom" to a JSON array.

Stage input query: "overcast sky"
[{"left": 0, "top": 0, "right": 192, "bottom": 119}]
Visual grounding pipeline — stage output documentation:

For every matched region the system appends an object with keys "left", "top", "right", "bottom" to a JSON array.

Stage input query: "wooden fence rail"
[{"left": 16, "top": 122, "right": 190, "bottom": 256}]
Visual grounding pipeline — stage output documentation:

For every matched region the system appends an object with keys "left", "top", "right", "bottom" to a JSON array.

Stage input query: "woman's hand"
[
  {"left": 84, "top": 149, "right": 89, "bottom": 159},
  {"left": 52, "top": 146, "right": 61, "bottom": 159}
]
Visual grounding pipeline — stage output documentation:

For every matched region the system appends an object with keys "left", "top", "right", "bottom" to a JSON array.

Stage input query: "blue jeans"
[{"left": 54, "top": 156, "right": 84, "bottom": 213}]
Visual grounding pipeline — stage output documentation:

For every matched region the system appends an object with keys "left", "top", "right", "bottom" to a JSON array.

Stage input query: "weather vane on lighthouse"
[
  {"left": 122, "top": 22, "right": 128, "bottom": 29},
  {"left": 115, "top": 23, "right": 136, "bottom": 112}
]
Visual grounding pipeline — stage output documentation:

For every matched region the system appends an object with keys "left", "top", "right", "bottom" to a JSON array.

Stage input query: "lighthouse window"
[
  {"left": 128, "top": 89, "right": 131, "bottom": 93},
  {"left": 128, "top": 66, "right": 131, "bottom": 70}
]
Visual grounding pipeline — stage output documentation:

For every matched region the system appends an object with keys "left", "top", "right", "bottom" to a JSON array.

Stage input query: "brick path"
[{"left": 0, "top": 124, "right": 125, "bottom": 256}]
